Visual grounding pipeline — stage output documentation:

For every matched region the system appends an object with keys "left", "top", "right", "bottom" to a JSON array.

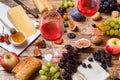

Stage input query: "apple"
[
  {"left": 119, "top": 55, "right": 120, "bottom": 61},
  {"left": 0, "top": 52, "right": 19, "bottom": 70},
  {"left": 106, "top": 38, "right": 120, "bottom": 55}
]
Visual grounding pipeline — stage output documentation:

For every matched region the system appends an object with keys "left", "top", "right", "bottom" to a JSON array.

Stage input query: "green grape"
[
  {"left": 45, "top": 72, "right": 51, "bottom": 77},
  {"left": 113, "top": 18, "right": 119, "bottom": 24},
  {"left": 68, "top": 0, "right": 74, "bottom": 7},
  {"left": 105, "top": 26, "right": 110, "bottom": 30},
  {"left": 50, "top": 66, "right": 57, "bottom": 74},
  {"left": 39, "top": 70, "right": 45, "bottom": 75},
  {"left": 53, "top": 72, "right": 60, "bottom": 79},
  {"left": 115, "top": 30, "right": 119, "bottom": 35},
  {"left": 53, "top": 79, "right": 59, "bottom": 80},
  {"left": 46, "top": 61, "right": 53, "bottom": 67},
  {"left": 64, "top": 1, "right": 69, "bottom": 8},
  {"left": 106, "top": 31, "right": 110, "bottom": 35},
  {"left": 54, "top": 66, "right": 59, "bottom": 72},
  {"left": 59, "top": 0, "right": 64, "bottom": 6},
  {"left": 104, "top": 21, "right": 109, "bottom": 26},
  {"left": 110, "top": 22, "right": 115, "bottom": 27},
  {"left": 109, "top": 29, "right": 115, "bottom": 36},
  {"left": 118, "top": 29, "right": 120, "bottom": 36},
  {"left": 40, "top": 75, "right": 48, "bottom": 80},
  {"left": 114, "top": 24, "right": 119, "bottom": 29},
  {"left": 42, "top": 65, "right": 49, "bottom": 72}
]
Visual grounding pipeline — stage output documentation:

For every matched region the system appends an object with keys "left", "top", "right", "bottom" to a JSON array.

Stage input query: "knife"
[{"left": 13, "top": 0, "right": 39, "bottom": 18}]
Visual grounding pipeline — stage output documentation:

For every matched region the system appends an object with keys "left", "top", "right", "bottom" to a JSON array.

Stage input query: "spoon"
[{"left": 0, "top": 17, "right": 17, "bottom": 34}]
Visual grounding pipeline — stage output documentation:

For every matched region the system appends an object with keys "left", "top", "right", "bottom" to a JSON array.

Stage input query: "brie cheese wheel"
[{"left": 77, "top": 57, "right": 110, "bottom": 80}]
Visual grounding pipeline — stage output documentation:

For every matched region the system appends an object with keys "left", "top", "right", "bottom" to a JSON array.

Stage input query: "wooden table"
[{"left": 0, "top": 0, "right": 120, "bottom": 80}]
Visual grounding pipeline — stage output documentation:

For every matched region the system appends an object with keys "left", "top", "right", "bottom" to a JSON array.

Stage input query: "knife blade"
[{"left": 13, "top": 0, "right": 39, "bottom": 18}]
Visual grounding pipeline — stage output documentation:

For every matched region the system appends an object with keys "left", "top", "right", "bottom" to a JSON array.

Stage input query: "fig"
[
  {"left": 70, "top": 8, "right": 86, "bottom": 21},
  {"left": 69, "top": 20, "right": 78, "bottom": 31},
  {"left": 75, "top": 38, "right": 91, "bottom": 49}
]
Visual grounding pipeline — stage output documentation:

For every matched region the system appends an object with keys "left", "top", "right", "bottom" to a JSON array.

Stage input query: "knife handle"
[{"left": 23, "top": 5, "right": 39, "bottom": 18}]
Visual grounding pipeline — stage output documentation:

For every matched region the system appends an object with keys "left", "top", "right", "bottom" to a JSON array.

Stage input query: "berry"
[
  {"left": 82, "top": 63, "right": 87, "bottom": 68},
  {"left": 88, "top": 57, "right": 93, "bottom": 62},
  {"left": 88, "top": 64, "right": 92, "bottom": 68},
  {"left": 67, "top": 33, "right": 76, "bottom": 39},
  {"left": 92, "top": 24, "right": 97, "bottom": 28},
  {"left": 64, "top": 44, "right": 72, "bottom": 50},
  {"left": 77, "top": 61, "right": 82, "bottom": 65}
]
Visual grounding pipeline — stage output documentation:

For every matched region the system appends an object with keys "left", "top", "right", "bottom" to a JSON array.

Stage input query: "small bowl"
[{"left": 10, "top": 31, "right": 27, "bottom": 46}]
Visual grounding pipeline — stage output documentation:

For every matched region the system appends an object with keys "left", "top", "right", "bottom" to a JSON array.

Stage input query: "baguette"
[
  {"left": 32, "top": 0, "right": 47, "bottom": 13},
  {"left": 42, "top": 0, "right": 54, "bottom": 10},
  {"left": 12, "top": 57, "right": 30, "bottom": 73},
  {"left": 12, "top": 56, "right": 41, "bottom": 80}
]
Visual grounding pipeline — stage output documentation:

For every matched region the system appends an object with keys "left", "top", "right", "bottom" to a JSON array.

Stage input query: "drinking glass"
[
  {"left": 40, "top": 10, "right": 64, "bottom": 55},
  {"left": 77, "top": 0, "right": 100, "bottom": 34}
]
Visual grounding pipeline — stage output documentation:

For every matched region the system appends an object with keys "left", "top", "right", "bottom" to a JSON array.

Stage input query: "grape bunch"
[
  {"left": 99, "top": 0, "right": 117, "bottom": 13},
  {"left": 58, "top": 45, "right": 80, "bottom": 80},
  {"left": 98, "top": 17, "right": 120, "bottom": 36},
  {"left": 93, "top": 49, "right": 112, "bottom": 70},
  {"left": 39, "top": 62, "right": 61, "bottom": 80}
]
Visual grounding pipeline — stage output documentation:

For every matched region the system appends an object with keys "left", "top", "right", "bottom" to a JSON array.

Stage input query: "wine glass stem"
[{"left": 51, "top": 41, "right": 59, "bottom": 56}]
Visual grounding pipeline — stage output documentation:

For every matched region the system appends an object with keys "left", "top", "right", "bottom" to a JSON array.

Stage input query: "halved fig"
[{"left": 75, "top": 38, "right": 91, "bottom": 49}]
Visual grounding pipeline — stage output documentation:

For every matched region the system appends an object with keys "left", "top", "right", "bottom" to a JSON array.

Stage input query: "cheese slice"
[{"left": 7, "top": 5, "right": 36, "bottom": 37}]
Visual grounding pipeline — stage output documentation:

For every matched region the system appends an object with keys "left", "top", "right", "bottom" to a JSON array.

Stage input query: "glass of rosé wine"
[
  {"left": 40, "top": 10, "right": 64, "bottom": 55},
  {"left": 77, "top": 0, "right": 100, "bottom": 34}
]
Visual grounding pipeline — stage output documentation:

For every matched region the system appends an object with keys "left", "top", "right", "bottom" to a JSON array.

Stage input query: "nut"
[
  {"left": 91, "top": 12, "right": 101, "bottom": 21},
  {"left": 112, "top": 11, "right": 120, "bottom": 18},
  {"left": 91, "top": 36, "right": 103, "bottom": 45}
]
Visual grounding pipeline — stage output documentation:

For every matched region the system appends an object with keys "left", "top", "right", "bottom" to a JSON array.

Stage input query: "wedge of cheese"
[{"left": 7, "top": 5, "right": 36, "bottom": 37}]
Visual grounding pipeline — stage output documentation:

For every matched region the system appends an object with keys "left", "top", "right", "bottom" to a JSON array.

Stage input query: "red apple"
[
  {"left": 0, "top": 52, "right": 19, "bottom": 70},
  {"left": 106, "top": 38, "right": 120, "bottom": 55},
  {"left": 119, "top": 55, "right": 120, "bottom": 61}
]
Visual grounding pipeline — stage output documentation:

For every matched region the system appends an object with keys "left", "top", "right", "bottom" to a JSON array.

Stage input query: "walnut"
[
  {"left": 91, "top": 36, "right": 103, "bottom": 45},
  {"left": 112, "top": 11, "right": 120, "bottom": 18},
  {"left": 109, "top": 65, "right": 120, "bottom": 79}
]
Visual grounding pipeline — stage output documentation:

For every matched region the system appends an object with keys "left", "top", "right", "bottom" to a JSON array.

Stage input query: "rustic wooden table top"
[{"left": 0, "top": 0, "right": 120, "bottom": 80}]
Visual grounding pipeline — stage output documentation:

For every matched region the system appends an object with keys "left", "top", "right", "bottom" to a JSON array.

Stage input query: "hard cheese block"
[{"left": 7, "top": 5, "right": 36, "bottom": 37}]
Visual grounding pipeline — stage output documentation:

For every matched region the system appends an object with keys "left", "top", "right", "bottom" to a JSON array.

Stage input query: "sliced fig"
[
  {"left": 69, "top": 20, "right": 78, "bottom": 31},
  {"left": 75, "top": 38, "right": 91, "bottom": 49}
]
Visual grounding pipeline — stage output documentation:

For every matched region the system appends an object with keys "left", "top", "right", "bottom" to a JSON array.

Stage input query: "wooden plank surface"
[{"left": 0, "top": 0, "right": 119, "bottom": 80}]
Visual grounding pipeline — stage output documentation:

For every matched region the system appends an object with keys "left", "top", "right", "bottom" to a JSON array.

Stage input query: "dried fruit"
[
  {"left": 112, "top": 11, "right": 120, "bottom": 18},
  {"left": 67, "top": 33, "right": 76, "bottom": 39},
  {"left": 33, "top": 47, "right": 41, "bottom": 56},
  {"left": 0, "top": 36, "right": 4, "bottom": 42},
  {"left": 34, "top": 39, "right": 46, "bottom": 48},
  {"left": 91, "top": 12, "right": 101, "bottom": 21},
  {"left": 63, "top": 21, "right": 69, "bottom": 27},
  {"left": 54, "top": 37, "right": 64, "bottom": 44},
  {"left": 69, "top": 20, "right": 78, "bottom": 31},
  {"left": 63, "top": 14, "right": 68, "bottom": 21},
  {"left": 75, "top": 38, "right": 91, "bottom": 49},
  {"left": 91, "top": 36, "right": 103, "bottom": 45}
]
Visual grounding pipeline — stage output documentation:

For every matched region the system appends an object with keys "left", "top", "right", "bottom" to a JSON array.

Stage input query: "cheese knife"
[{"left": 13, "top": 0, "right": 39, "bottom": 18}]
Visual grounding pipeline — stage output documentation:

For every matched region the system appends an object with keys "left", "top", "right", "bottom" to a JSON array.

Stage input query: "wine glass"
[
  {"left": 40, "top": 10, "right": 64, "bottom": 55},
  {"left": 77, "top": 0, "right": 100, "bottom": 34}
]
